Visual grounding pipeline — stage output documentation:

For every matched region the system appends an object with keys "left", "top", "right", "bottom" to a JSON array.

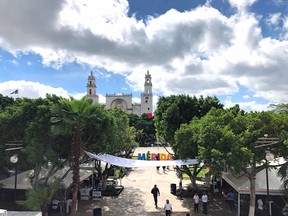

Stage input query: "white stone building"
[{"left": 86, "top": 71, "right": 153, "bottom": 116}]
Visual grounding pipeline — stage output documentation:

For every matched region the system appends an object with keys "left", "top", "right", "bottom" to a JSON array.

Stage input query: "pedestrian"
[
  {"left": 162, "top": 166, "right": 166, "bottom": 173},
  {"left": 222, "top": 190, "right": 229, "bottom": 207},
  {"left": 163, "top": 199, "right": 172, "bottom": 216},
  {"left": 257, "top": 198, "right": 263, "bottom": 211},
  {"left": 193, "top": 192, "right": 200, "bottom": 213},
  {"left": 227, "top": 190, "right": 235, "bottom": 209},
  {"left": 151, "top": 184, "right": 160, "bottom": 207},
  {"left": 201, "top": 191, "right": 208, "bottom": 214}
]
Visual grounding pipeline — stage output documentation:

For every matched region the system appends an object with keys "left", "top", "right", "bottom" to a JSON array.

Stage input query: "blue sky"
[{"left": 0, "top": 0, "right": 288, "bottom": 111}]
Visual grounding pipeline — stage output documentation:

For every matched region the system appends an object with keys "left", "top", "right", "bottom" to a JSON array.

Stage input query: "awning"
[
  {"left": 7, "top": 211, "right": 42, "bottom": 216},
  {"left": 222, "top": 168, "right": 284, "bottom": 195},
  {"left": 85, "top": 151, "right": 198, "bottom": 168},
  {"left": 0, "top": 166, "right": 92, "bottom": 190}
]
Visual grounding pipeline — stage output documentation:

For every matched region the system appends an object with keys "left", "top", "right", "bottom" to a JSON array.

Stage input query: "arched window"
[{"left": 89, "top": 89, "right": 92, "bottom": 95}]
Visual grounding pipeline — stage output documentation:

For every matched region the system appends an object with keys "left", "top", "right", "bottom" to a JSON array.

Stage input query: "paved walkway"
[{"left": 76, "top": 167, "right": 238, "bottom": 216}]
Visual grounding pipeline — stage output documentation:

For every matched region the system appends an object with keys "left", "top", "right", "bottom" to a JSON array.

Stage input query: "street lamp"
[
  {"left": 10, "top": 154, "right": 18, "bottom": 200},
  {"left": 265, "top": 151, "right": 274, "bottom": 216}
]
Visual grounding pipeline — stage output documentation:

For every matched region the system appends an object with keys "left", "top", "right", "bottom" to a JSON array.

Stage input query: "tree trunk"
[
  {"left": 101, "top": 164, "right": 113, "bottom": 190},
  {"left": 70, "top": 125, "right": 81, "bottom": 216},
  {"left": 102, "top": 178, "right": 108, "bottom": 191},
  {"left": 248, "top": 172, "right": 256, "bottom": 216},
  {"left": 181, "top": 165, "right": 197, "bottom": 189},
  {"left": 189, "top": 175, "right": 197, "bottom": 189}
]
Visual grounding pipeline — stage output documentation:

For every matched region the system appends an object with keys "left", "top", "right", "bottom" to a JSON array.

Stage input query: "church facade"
[{"left": 86, "top": 71, "right": 153, "bottom": 116}]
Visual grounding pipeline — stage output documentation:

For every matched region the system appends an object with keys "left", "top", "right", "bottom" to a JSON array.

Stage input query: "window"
[{"left": 89, "top": 89, "right": 92, "bottom": 95}]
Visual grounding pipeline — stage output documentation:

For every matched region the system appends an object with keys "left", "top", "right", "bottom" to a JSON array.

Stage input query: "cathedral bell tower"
[
  {"left": 86, "top": 71, "right": 99, "bottom": 103},
  {"left": 141, "top": 70, "right": 153, "bottom": 114}
]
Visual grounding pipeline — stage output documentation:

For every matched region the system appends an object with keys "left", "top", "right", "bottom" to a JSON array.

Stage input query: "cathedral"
[{"left": 86, "top": 71, "right": 153, "bottom": 116}]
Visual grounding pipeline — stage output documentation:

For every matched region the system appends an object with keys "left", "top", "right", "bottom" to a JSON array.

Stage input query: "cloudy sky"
[{"left": 0, "top": 0, "right": 287, "bottom": 111}]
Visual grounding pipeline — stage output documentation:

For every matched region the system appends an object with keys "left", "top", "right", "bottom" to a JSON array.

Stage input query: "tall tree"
[
  {"left": 51, "top": 97, "right": 100, "bottom": 216},
  {"left": 154, "top": 94, "right": 223, "bottom": 145},
  {"left": 128, "top": 113, "right": 156, "bottom": 146},
  {"left": 154, "top": 95, "right": 223, "bottom": 188},
  {"left": 192, "top": 109, "right": 288, "bottom": 216},
  {"left": 90, "top": 108, "right": 138, "bottom": 190},
  {"left": 0, "top": 95, "right": 65, "bottom": 180},
  {"left": 0, "top": 94, "right": 14, "bottom": 111},
  {"left": 269, "top": 103, "right": 288, "bottom": 114},
  {"left": 271, "top": 103, "right": 288, "bottom": 193}
]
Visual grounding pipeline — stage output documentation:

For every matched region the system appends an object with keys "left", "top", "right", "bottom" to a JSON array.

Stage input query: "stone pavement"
[{"left": 76, "top": 167, "right": 238, "bottom": 216}]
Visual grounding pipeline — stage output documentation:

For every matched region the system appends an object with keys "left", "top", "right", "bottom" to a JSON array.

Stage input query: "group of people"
[
  {"left": 193, "top": 192, "right": 209, "bottom": 214},
  {"left": 151, "top": 184, "right": 209, "bottom": 216},
  {"left": 151, "top": 185, "right": 172, "bottom": 216}
]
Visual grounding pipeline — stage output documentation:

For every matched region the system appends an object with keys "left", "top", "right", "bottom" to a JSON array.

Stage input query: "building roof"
[
  {"left": 0, "top": 166, "right": 92, "bottom": 190},
  {"left": 222, "top": 168, "right": 284, "bottom": 195},
  {"left": 7, "top": 211, "right": 42, "bottom": 216}
]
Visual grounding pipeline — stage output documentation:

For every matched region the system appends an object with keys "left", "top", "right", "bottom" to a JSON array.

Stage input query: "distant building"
[{"left": 86, "top": 71, "right": 153, "bottom": 116}]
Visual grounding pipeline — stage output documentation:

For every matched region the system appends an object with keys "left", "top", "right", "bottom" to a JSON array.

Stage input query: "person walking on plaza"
[
  {"left": 151, "top": 184, "right": 160, "bottom": 207},
  {"left": 201, "top": 192, "right": 208, "bottom": 214},
  {"left": 163, "top": 199, "right": 172, "bottom": 216},
  {"left": 193, "top": 192, "right": 200, "bottom": 213}
]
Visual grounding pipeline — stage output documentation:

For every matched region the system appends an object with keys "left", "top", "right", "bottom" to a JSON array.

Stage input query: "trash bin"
[
  {"left": 170, "top": 183, "right": 176, "bottom": 195},
  {"left": 93, "top": 208, "right": 102, "bottom": 216}
]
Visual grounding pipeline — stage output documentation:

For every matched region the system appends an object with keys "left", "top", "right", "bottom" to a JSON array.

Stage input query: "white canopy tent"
[
  {"left": 85, "top": 151, "right": 199, "bottom": 168},
  {"left": 222, "top": 168, "right": 284, "bottom": 195},
  {"left": 0, "top": 166, "right": 92, "bottom": 190},
  {"left": 222, "top": 167, "right": 285, "bottom": 216}
]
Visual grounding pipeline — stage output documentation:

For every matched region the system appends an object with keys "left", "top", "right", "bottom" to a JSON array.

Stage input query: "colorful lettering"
[
  {"left": 138, "top": 153, "right": 146, "bottom": 160},
  {"left": 137, "top": 152, "right": 172, "bottom": 160}
]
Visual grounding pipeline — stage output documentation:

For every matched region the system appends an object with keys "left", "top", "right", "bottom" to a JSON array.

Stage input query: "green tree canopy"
[
  {"left": 177, "top": 107, "right": 288, "bottom": 216},
  {"left": 154, "top": 94, "right": 223, "bottom": 145}
]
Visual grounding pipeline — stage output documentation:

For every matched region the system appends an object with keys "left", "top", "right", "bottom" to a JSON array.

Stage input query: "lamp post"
[
  {"left": 265, "top": 151, "right": 274, "bottom": 216},
  {"left": 10, "top": 154, "right": 18, "bottom": 200}
]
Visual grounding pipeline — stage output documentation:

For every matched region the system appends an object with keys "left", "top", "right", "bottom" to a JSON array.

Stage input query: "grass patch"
[{"left": 182, "top": 168, "right": 207, "bottom": 180}]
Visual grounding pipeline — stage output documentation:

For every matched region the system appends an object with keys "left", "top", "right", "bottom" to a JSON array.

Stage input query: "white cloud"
[
  {"left": 0, "top": 80, "right": 70, "bottom": 98},
  {"left": 243, "top": 95, "right": 250, "bottom": 99},
  {"left": 0, "top": 0, "right": 287, "bottom": 112},
  {"left": 228, "top": 0, "right": 257, "bottom": 11},
  {"left": 266, "top": 13, "right": 281, "bottom": 26},
  {"left": 9, "top": 59, "right": 19, "bottom": 65},
  {"left": 224, "top": 98, "right": 271, "bottom": 112}
]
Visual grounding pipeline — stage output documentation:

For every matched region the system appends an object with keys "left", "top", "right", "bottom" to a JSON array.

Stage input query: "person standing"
[
  {"left": 227, "top": 190, "right": 235, "bottom": 209},
  {"left": 151, "top": 184, "right": 160, "bottom": 207},
  {"left": 163, "top": 199, "right": 172, "bottom": 216},
  {"left": 201, "top": 192, "right": 208, "bottom": 214},
  {"left": 193, "top": 192, "right": 200, "bottom": 213},
  {"left": 257, "top": 198, "right": 263, "bottom": 211}
]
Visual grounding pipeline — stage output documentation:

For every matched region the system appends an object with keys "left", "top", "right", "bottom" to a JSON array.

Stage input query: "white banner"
[{"left": 85, "top": 151, "right": 198, "bottom": 168}]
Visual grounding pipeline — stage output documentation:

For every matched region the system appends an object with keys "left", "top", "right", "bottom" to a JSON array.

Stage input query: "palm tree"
[
  {"left": 51, "top": 97, "right": 99, "bottom": 216},
  {"left": 18, "top": 180, "right": 61, "bottom": 216}
]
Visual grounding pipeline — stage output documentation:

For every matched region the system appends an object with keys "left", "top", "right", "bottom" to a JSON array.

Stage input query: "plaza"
[{"left": 66, "top": 166, "right": 237, "bottom": 216}]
